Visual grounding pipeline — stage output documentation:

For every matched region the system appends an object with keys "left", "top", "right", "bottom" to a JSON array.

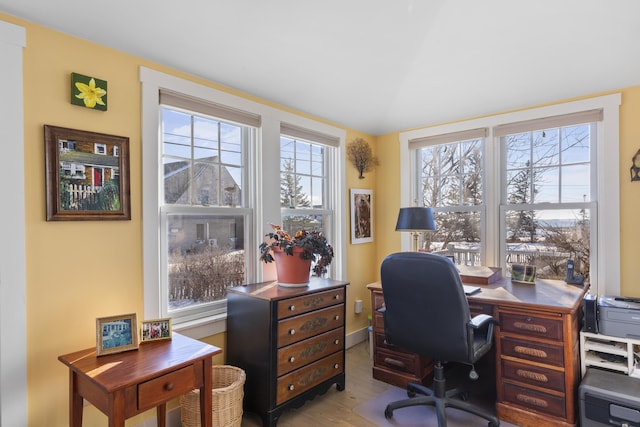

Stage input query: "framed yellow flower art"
[{"left": 71, "top": 72, "right": 108, "bottom": 111}]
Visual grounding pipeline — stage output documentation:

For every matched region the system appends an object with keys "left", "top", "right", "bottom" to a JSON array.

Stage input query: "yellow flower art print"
[{"left": 70, "top": 72, "right": 108, "bottom": 111}]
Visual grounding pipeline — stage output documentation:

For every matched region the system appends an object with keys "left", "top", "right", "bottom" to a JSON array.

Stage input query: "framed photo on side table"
[
  {"left": 44, "top": 125, "right": 131, "bottom": 221},
  {"left": 96, "top": 313, "right": 138, "bottom": 356},
  {"left": 141, "top": 318, "right": 172, "bottom": 343},
  {"left": 350, "top": 188, "right": 373, "bottom": 244}
]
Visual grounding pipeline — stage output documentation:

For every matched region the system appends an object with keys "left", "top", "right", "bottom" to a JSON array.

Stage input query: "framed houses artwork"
[{"left": 44, "top": 125, "right": 131, "bottom": 221}]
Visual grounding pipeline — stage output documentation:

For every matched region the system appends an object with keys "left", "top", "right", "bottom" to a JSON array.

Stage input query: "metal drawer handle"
[
  {"left": 516, "top": 369, "right": 549, "bottom": 383},
  {"left": 289, "top": 304, "right": 295, "bottom": 311},
  {"left": 513, "top": 321, "right": 547, "bottom": 333},
  {"left": 334, "top": 339, "right": 340, "bottom": 345},
  {"left": 288, "top": 384, "right": 294, "bottom": 391},
  {"left": 516, "top": 394, "right": 548, "bottom": 408},
  {"left": 334, "top": 363, "right": 339, "bottom": 369},
  {"left": 514, "top": 346, "right": 547, "bottom": 359},
  {"left": 334, "top": 294, "right": 341, "bottom": 300},
  {"left": 164, "top": 382, "right": 174, "bottom": 392},
  {"left": 334, "top": 315, "right": 340, "bottom": 321},
  {"left": 288, "top": 356, "right": 295, "bottom": 363},
  {"left": 289, "top": 329, "right": 295, "bottom": 335}
]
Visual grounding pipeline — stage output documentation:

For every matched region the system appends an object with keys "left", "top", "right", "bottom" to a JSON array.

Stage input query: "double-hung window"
[
  {"left": 401, "top": 94, "right": 621, "bottom": 295},
  {"left": 497, "top": 110, "right": 600, "bottom": 280},
  {"left": 412, "top": 129, "right": 487, "bottom": 264},
  {"left": 279, "top": 125, "right": 338, "bottom": 269},
  {"left": 158, "top": 92, "right": 258, "bottom": 324}
]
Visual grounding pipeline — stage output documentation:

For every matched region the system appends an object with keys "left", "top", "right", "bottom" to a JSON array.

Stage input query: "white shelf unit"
[{"left": 580, "top": 331, "right": 640, "bottom": 378}]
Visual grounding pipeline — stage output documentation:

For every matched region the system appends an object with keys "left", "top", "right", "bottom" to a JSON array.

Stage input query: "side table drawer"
[
  {"left": 277, "top": 327, "right": 344, "bottom": 376},
  {"left": 499, "top": 311, "right": 563, "bottom": 341},
  {"left": 502, "top": 382, "right": 566, "bottom": 419},
  {"left": 277, "top": 288, "right": 345, "bottom": 319},
  {"left": 138, "top": 365, "right": 198, "bottom": 410},
  {"left": 276, "top": 351, "right": 343, "bottom": 405},
  {"left": 278, "top": 305, "right": 344, "bottom": 347},
  {"left": 501, "top": 337, "right": 564, "bottom": 367}
]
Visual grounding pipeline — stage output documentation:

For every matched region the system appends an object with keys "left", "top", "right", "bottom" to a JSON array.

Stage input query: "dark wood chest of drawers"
[{"left": 227, "top": 278, "right": 348, "bottom": 427}]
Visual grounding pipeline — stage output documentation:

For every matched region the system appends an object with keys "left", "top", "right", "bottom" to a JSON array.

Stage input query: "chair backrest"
[{"left": 380, "top": 252, "right": 473, "bottom": 363}]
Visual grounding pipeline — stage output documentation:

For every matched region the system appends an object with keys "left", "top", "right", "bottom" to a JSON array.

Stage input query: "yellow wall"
[
  {"left": 373, "top": 87, "right": 640, "bottom": 298},
  {"left": 5, "top": 9, "right": 640, "bottom": 427},
  {"left": 0, "top": 13, "right": 374, "bottom": 426}
]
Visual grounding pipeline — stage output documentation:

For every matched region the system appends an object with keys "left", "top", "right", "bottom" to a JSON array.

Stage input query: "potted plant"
[{"left": 259, "top": 224, "right": 334, "bottom": 286}]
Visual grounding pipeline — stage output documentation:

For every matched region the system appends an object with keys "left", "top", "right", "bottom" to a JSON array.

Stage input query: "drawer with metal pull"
[
  {"left": 276, "top": 351, "right": 343, "bottom": 405},
  {"left": 501, "top": 336, "right": 564, "bottom": 367},
  {"left": 499, "top": 311, "right": 563, "bottom": 342},
  {"left": 277, "top": 304, "right": 344, "bottom": 347},
  {"left": 277, "top": 327, "right": 344, "bottom": 376},
  {"left": 137, "top": 365, "right": 198, "bottom": 411},
  {"left": 501, "top": 359, "right": 565, "bottom": 393},
  {"left": 277, "top": 288, "right": 345, "bottom": 319}
]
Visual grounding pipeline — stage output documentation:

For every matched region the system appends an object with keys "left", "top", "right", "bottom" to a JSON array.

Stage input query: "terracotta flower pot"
[{"left": 271, "top": 246, "right": 312, "bottom": 287}]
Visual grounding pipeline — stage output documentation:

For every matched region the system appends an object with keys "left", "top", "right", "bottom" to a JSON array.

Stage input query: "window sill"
[{"left": 172, "top": 312, "right": 227, "bottom": 340}]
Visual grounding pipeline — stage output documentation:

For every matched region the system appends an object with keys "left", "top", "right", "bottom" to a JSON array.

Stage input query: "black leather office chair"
[{"left": 381, "top": 252, "right": 500, "bottom": 427}]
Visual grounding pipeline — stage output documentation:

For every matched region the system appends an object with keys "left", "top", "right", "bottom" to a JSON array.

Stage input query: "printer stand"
[{"left": 580, "top": 331, "right": 640, "bottom": 378}]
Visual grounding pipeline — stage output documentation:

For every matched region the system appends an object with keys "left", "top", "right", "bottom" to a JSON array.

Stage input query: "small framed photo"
[
  {"left": 96, "top": 313, "right": 138, "bottom": 356},
  {"left": 511, "top": 264, "right": 537, "bottom": 284},
  {"left": 44, "top": 125, "right": 131, "bottom": 221},
  {"left": 141, "top": 318, "right": 172, "bottom": 343},
  {"left": 350, "top": 188, "right": 373, "bottom": 244}
]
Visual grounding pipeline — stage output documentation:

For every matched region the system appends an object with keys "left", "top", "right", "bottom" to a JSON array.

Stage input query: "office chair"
[{"left": 380, "top": 252, "right": 500, "bottom": 427}]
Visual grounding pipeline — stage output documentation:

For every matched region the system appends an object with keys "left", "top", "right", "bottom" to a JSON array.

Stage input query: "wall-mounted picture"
[
  {"left": 70, "top": 72, "right": 108, "bottom": 111},
  {"left": 44, "top": 125, "right": 131, "bottom": 221},
  {"left": 350, "top": 188, "right": 373, "bottom": 244},
  {"left": 140, "top": 318, "right": 172, "bottom": 343},
  {"left": 96, "top": 313, "right": 138, "bottom": 356}
]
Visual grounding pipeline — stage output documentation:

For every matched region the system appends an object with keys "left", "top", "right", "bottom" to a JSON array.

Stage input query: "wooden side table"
[{"left": 58, "top": 332, "right": 221, "bottom": 427}]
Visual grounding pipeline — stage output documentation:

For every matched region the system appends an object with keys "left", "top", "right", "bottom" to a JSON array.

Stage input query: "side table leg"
[
  {"left": 69, "top": 371, "right": 83, "bottom": 427},
  {"left": 156, "top": 403, "right": 166, "bottom": 427},
  {"left": 200, "top": 357, "right": 213, "bottom": 427}
]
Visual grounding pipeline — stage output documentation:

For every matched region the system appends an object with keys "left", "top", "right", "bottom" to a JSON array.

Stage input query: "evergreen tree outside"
[{"left": 280, "top": 158, "right": 311, "bottom": 208}]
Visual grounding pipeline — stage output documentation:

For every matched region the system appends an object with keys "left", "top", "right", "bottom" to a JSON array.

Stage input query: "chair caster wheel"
[{"left": 384, "top": 408, "right": 393, "bottom": 419}]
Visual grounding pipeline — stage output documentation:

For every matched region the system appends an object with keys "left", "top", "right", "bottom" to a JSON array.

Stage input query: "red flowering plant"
[{"left": 259, "top": 224, "right": 334, "bottom": 276}]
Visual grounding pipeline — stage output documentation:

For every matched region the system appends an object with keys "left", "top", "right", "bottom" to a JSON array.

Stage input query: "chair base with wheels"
[{"left": 384, "top": 361, "right": 500, "bottom": 427}]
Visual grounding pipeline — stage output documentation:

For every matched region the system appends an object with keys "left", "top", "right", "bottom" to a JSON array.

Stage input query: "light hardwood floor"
[{"left": 240, "top": 340, "right": 395, "bottom": 427}]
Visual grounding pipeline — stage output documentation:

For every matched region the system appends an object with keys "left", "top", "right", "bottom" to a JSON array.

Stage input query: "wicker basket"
[{"left": 180, "top": 365, "right": 246, "bottom": 427}]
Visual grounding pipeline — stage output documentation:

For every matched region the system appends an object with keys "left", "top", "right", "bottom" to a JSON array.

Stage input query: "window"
[
  {"left": 279, "top": 124, "right": 338, "bottom": 276},
  {"left": 141, "top": 67, "right": 346, "bottom": 336},
  {"left": 158, "top": 99, "right": 254, "bottom": 323},
  {"left": 413, "top": 129, "right": 486, "bottom": 264},
  {"left": 499, "top": 117, "right": 597, "bottom": 280},
  {"left": 401, "top": 94, "right": 621, "bottom": 296},
  {"left": 94, "top": 143, "right": 106, "bottom": 155}
]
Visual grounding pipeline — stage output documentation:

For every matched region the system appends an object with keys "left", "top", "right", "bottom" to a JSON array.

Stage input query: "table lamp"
[{"left": 395, "top": 207, "right": 436, "bottom": 252}]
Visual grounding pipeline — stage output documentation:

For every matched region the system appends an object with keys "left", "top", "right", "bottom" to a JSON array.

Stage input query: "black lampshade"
[{"left": 395, "top": 207, "right": 436, "bottom": 232}]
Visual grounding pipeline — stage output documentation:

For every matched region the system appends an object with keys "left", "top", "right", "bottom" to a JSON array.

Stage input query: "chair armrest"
[{"left": 469, "top": 314, "right": 498, "bottom": 329}]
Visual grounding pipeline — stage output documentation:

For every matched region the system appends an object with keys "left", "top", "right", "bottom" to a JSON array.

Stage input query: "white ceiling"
[{"left": 2, "top": 1, "right": 640, "bottom": 135}]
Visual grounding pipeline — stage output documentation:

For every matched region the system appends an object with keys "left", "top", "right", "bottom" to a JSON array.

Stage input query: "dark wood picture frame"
[{"left": 44, "top": 125, "right": 131, "bottom": 221}]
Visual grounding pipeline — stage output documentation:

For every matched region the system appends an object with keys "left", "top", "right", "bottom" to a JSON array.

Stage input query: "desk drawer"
[
  {"left": 501, "top": 336, "right": 564, "bottom": 367},
  {"left": 277, "top": 288, "right": 344, "bottom": 319},
  {"left": 277, "top": 327, "right": 344, "bottom": 376},
  {"left": 375, "top": 347, "right": 421, "bottom": 376},
  {"left": 499, "top": 311, "right": 563, "bottom": 341},
  {"left": 278, "top": 305, "right": 344, "bottom": 347},
  {"left": 276, "top": 351, "right": 343, "bottom": 405},
  {"left": 138, "top": 365, "right": 197, "bottom": 410},
  {"left": 502, "top": 382, "right": 566, "bottom": 419},
  {"left": 501, "top": 359, "right": 565, "bottom": 393}
]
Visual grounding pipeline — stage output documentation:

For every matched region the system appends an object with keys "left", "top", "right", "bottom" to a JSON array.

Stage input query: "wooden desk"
[
  {"left": 58, "top": 332, "right": 222, "bottom": 427},
  {"left": 368, "top": 278, "right": 588, "bottom": 427}
]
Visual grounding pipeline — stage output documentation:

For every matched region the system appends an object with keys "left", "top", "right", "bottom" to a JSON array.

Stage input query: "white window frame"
[
  {"left": 400, "top": 94, "right": 621, "bottom": 296},
  {"left": 140, "top": 67, "right": 347, "bottom": 338}
]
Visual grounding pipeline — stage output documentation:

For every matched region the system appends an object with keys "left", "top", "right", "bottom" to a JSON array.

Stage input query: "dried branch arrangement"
[{"left": 347, "top": 137, "right": 379, "bottom": 179}]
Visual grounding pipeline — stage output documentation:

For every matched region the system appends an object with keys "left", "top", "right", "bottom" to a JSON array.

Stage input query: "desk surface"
[{"left": 368, "top": 276, "right": 587, "bottom": 314}]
